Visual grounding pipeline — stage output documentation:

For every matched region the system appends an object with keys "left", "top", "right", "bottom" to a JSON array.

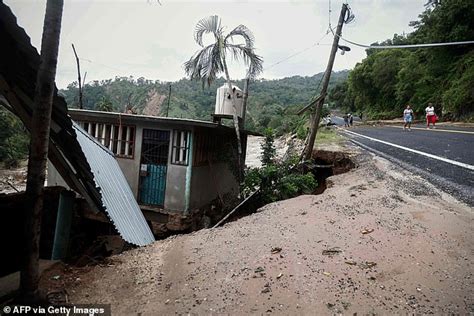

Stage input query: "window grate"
[{"left": 78, "top": 121, "right": 135, "bottom": 158}]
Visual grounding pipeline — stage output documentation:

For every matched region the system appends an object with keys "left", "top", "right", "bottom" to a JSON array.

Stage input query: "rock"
[{"left": 271, "top": 247, "right": 282, "bottom": 254}]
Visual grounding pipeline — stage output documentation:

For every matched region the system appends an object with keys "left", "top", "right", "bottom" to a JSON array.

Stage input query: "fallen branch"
[
  {"left": 2, "top": 180, "right": 20, "bottom": 192},
  {"left": 212, "top": 188, "right": 260, "bottom": 229}
]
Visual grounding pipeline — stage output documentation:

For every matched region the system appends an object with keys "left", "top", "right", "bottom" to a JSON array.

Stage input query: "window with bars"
[
  {"left": 171, "top": 130, "right": 190, "bottom": 165},
  {"left": 78, "top": 121, "right": 135, "bottom": 158}
]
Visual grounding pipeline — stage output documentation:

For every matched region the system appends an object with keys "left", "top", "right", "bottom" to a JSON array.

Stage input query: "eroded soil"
[{"left": 44, "top": 148, "right": 473, "bottom": 315}]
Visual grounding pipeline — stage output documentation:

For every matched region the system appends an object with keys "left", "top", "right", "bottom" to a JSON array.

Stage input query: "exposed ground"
[
  {"left": 0, "top": 165, "right": 27, "bottom": 194},
  {"left": 41, "top": 143, "right": 473, "bottom": 315}
]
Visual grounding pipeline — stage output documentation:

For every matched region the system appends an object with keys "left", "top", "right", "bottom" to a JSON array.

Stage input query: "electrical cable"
[
  {"left": 264, "top": 31, "right": 331, "bottom": 71},
  {"left": 330, "top": 27, "right": 474, "bottom": 49}
]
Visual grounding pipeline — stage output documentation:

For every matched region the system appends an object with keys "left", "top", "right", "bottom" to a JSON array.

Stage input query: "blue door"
[{"left": 139, "top": 129, "right": 170, "bottom": 206}]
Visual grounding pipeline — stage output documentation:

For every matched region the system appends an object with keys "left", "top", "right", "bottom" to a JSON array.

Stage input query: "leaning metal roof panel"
[
  {"left": 0, "top": 2, "right": 154, "bottom": 246},
  {"left": 74, "top": 123, "right": 155, "bottom": 246}
]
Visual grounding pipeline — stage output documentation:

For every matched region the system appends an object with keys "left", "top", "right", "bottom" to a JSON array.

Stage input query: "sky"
[{"left": 5, "top": 0, "right": 427, "bottom": 89}]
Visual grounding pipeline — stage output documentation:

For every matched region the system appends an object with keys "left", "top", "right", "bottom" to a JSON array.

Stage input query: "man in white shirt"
[{"left": 425, "top": 103, "right": 436, "bottom": 129}]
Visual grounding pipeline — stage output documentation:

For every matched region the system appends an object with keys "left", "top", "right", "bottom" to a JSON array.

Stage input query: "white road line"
[
  {"left": 388, "top": 125, "right": 474, "bottom": 135},
  {"left": 342, "top": 129, "right": 474, "bottom": 171}
]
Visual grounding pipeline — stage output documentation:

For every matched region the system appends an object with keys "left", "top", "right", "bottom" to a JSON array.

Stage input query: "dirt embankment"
[{"left": 44, "top": 145, "right": 473, "bottom": 315}]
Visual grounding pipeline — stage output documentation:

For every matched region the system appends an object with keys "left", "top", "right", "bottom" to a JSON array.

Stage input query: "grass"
[{"left": 315, "top": 127, "right": 344, "bottom": 145}]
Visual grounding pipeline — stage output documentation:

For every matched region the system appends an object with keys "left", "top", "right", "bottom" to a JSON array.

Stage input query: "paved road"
[{"left": 336, "top": 122, "right": 474, "bottom": 206}]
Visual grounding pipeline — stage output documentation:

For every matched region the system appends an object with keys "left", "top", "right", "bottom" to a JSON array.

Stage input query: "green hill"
[{"left": 59, "top": 71, "right": 349, "bottom": 134}]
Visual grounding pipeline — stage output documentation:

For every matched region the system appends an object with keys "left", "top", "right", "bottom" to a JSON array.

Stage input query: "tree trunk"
[
  {"left": 20, "top": 0, "right": 64, "bottom": 302},
  {"left": 222, "top": 56, "right": 243, "bottom": 162},
  {"left": 71, "top": 43, "right": 83, "bottom": 109},
  {"left": 241, "top": 75, "right": 250, "bottom": 127}
]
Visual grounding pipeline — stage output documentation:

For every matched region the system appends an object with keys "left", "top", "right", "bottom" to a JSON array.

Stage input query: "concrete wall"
[
  {"left": 46, "top": 160, "right": 69, "bottom": 188},
  {"left": 189, "top": 162, "right": 238, "bottom": 209},
  {"left": 163, "top": 163, "right": 187, "bottom": 211}
]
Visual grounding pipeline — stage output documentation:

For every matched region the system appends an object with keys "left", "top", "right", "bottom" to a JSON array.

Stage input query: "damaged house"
[
  {"left": 0, "top": 1, "right": 156, "bottom": 278},
  {"left": 48, "top": 108, "right": 250, "bottom": 217},
  {"left": 0, "top": 0, "right": 253, "bottom": 278}
]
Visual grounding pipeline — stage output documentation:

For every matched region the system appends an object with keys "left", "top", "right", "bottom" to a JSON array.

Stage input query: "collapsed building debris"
[{"left": 0, "top": 2, "right": 154, "bottom": 246}]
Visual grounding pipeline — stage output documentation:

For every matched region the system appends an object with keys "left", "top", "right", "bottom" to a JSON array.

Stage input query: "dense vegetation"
[
  {"left": 330, "top": 0, "right": 474, "bottom": 120},
  {"left": 0, "top": 107, "right": 29, "bottom": 167},
  {"left": 242, "top": 129, "right": 317, "bottom": 203},
  {"left": 60, "top": 71, "right": 348, "bottom": 135}
]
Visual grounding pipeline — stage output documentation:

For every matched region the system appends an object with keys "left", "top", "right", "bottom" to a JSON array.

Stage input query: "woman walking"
[
  {"left": 403, "top": 105, "right": 413, "bottom": 131},
  {"left": 425, "top": 103, "right": 437, "bottom": 129}
]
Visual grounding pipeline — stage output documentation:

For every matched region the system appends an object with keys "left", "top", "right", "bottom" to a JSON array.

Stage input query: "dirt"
[
  {"left": 0, "top": 166, "right": 27, "bottom": 194},
  {"left": 41, "top": 145, "right": 473, "bottom": 315},
  {"left": 142, "top": 89, "right": 167, "bottom": 116}
]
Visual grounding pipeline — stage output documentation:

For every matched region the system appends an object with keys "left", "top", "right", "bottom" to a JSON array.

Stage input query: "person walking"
[
  {"left": 403, "top": 105, "right": 414, "bottom": 131},
  {"left": 349, "top": 113, "right": 353, "bottom": 127},
  {"left": 425, "top": 103, "right": 437, "bottom": 129},
  {"left": 343, "top": 113, "right": 349, "bottom": 127}
]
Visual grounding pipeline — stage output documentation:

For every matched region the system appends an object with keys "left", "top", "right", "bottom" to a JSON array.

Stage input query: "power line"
[
  {"left": 330, "top": 27, "right": 474, "bottom": 49},
  {"left": 342, "top": 37, "right": 474, "bottom": 49},
  {"left": 264, "top": 31, "right": 331, "bottom": 71}
]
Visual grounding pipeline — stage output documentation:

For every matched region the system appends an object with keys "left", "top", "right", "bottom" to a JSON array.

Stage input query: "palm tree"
[
  {"left": 20, "top": 0, "right": 64, "bottom": 302},
  {"left": 184, "top": 15, "right": 263, "bottom": 159}
]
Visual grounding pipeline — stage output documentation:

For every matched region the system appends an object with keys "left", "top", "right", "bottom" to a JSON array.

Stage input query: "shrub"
[{"left": 243, "top": 130, "right": 317, "bottom": 203}]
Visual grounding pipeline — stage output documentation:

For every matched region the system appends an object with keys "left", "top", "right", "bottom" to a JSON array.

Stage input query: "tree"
[
  {"left": 341, "top": 0, "right": 474, "bottom": 120},
  {"left": 184, "top": 15, "right": 263, "bottom": 162},
  {"left": 261, "top": 128, "right": 276, "bottom": 166},
  {"left": 20, "top": 0, "right": 64, "bottom": 302},
  {"left": 96, "top": 96, "right": 113, "bottom": 112}
]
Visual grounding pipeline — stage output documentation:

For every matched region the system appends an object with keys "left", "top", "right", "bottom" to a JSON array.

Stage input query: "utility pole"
[
  {"left": 71, "top": 44, "right": 83, "bottom": 109},
  {"left": 303, "top": 3, "right": 348, "bottom": 161},
  {"left": 165, "top": 83, "right": 171, "bottom": 117}
]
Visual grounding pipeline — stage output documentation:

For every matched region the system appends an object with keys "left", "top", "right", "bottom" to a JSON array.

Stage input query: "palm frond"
[
  {"left": 194, "top": 15, "right": 223, "bottom": 47},
  {"left": 183, "top": 44, "right": 224, "bottom": 87},
  {"left": 225, "top": 25, "right": 255, "bottom": 48},
  {"left": 225, "top": 44, "right": 263, "bottom": 79}
]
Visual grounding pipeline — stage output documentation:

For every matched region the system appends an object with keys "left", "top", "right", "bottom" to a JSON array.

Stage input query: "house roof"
[
  {"left": 68, "top": 109, "right": 261, "bottom": 136},
  {"left": 0, "top": 2, "right": 154, "bottom": 246}
]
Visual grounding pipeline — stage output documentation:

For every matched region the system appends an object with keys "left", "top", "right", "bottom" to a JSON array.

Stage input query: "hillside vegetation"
[
  {"left": 330, "top": 0, "right": 474, "bottom": 120},
  {"left": 60, "top": 71, "right": 348, "bottom": 135}
]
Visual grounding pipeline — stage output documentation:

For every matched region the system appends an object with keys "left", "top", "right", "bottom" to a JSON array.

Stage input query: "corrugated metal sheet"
[
  {"left": 73, "top": 123, "right": 155, "bottom": 246},
  {"left": 1, "top": 2, "right": 154, "bottom": 247}
]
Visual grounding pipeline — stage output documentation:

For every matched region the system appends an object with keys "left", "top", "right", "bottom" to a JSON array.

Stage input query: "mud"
[{"left": 40, "top": 145, "right": 473, "bottom": 315}]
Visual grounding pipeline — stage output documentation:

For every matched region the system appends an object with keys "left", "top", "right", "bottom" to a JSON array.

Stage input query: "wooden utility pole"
[
  {"left": 21, "top": 0, "right": 64, "bottom": 302},
  {"left": 165, "top": 83, "right": 171, "bottom": 117},
  {"left": 303, "top": 3, "right": 348, "bottom": 160},
  {"left": 71, "top": 43, "right": 83, "bottom": 109}
]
